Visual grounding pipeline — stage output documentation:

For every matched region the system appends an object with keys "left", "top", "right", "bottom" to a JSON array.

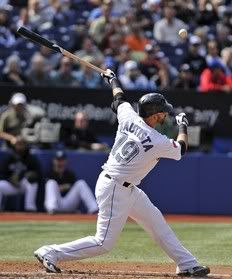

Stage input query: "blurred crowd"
[
  {"left": 0, "top": 0, "right": 231, "bottom": 92},
  {"left": 0, "top": 92, "right": 104, "bottom": 213}
]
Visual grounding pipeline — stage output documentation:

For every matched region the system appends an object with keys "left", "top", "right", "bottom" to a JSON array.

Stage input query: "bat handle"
[{"left": 61, "top": 49, "right": 107, "bottom": 74}]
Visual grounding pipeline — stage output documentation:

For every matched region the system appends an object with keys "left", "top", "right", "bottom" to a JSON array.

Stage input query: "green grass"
[{"left": 0, "top": 221, "right": 232, "bottom": 265}]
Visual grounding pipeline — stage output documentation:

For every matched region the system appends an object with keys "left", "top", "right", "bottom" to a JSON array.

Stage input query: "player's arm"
[
  {"left": 101, "top": 69, "right": 127, "bottom": 113},
  {"left": 175, "top": 113, "right": 188, "bottom": 156}
]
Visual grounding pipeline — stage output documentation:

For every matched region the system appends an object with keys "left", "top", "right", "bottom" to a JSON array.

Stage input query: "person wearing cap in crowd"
[
  {"left": 0, "top": 137, "right": 41, "bottom": 211},
  {"left": 172, "top": 64, "right": 197, "bottom": 89},
  {"left": 0, "top": 92, "right": 45, "bottom": 148},
  {"left": 139, "top": 43, "right": 160, "bottom": 80},
  {"left": 199, "top": 59, "right": 232, "bottom": 93},
  {"left": 183, "top": 35, "right": 207, "bottom": 83},
  {"left": 44, "top": 150, "right": 98, "bottom": 214},
  {"left": 119, "top": 60, "right": 156, "bottom": 90}
]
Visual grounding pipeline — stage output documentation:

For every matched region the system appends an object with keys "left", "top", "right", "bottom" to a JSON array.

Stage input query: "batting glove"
[
  {"left": 101, "top": 69, "right": 116, "bottom": 85},
  {"left": 176, "top": 112, "right": 189, "bottom": 126}
]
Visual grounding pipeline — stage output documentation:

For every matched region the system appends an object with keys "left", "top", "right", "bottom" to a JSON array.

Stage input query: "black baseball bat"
[{"left": 17, "top": 26, "right": 106, "bottom": 74}]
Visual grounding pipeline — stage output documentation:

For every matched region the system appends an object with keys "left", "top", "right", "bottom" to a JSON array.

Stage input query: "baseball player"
[{"left": 34, "top": 69, "right": 210, "bottom": 277}]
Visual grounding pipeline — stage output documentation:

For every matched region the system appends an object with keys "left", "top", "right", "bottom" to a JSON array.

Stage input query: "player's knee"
[{"left": 99, "top": 240, "right": 115, "bottom": 253}]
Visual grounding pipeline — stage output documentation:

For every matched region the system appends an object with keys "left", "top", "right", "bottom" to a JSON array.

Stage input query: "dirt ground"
[{"left": 0, "top": 213, "right": 232, "bottom": 279}]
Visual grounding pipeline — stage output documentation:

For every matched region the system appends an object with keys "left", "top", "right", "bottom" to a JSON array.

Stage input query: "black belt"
[{"left": 105, "top": 174, "right": 131, "bottom": 188}]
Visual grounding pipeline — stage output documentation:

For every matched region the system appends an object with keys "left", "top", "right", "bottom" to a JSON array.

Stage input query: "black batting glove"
[
  {"left": 175, "top": 112, "right": 189, "bottom": 126},
  {"left": 101, "top": 69, "right": 116, "bottom": 85}
]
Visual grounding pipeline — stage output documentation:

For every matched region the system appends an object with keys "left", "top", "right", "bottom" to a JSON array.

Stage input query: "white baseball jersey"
[{"left": 103, "top": 102, "right": 181, "bottom": 185}]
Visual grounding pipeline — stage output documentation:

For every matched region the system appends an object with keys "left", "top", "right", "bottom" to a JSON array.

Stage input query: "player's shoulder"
[
  {"left": 149, "top": 128, "right": 170, "bottom": 144},
  {"left": 118, "top": 101, "right": 138, "bottom": 116}
]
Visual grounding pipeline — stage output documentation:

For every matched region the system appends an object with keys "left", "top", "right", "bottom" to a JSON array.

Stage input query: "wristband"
[
  {"left": 111, "top": 78, "right": 120, "bottom": 89},
  {"left": 179, "top": 124, "right": 187, "bottom": 134}
]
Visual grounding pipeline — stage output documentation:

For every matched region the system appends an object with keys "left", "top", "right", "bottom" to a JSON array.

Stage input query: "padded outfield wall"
[{"left": 0, "top": 86, "right": 232, "bottom": 214}]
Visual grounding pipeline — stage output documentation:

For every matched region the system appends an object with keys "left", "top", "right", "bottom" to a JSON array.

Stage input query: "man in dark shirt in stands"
[
  {"left": 0, "top": 137, "right": 41, "bottom": 211},
  {"left": 183, "top": 35, "right": 207, "bottom": 83},
  {"left": 44, "top": 150, "right": 98, "bottom": 214},
  {"left": 63, "top": 111, "right": 108, "bottom": 151}
]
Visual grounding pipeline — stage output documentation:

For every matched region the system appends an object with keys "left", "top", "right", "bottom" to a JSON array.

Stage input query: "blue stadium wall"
[
  {"left": 1, "top": 150, "right": 231, "bottom": 215},
  {"left": 0, "top": 86, "right": 232, "bottom": 214}
]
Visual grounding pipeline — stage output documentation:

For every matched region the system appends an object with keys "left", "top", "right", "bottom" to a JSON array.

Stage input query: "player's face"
[{"left": 157, "top": 112, "right": 168, "bottom": 125}]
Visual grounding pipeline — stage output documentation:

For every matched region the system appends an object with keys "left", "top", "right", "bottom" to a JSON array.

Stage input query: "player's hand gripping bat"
[{"left": 17, "top": 26, "right": 106, "bottom": 74}]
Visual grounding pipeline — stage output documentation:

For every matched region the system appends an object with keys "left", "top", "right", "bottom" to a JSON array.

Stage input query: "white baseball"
[{"left": 178, "top": 29, "right": 188, "bottom": 39}]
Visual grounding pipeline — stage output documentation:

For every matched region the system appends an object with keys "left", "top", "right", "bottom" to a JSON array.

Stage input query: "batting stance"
[{"left": 34, "top": 69, "right": 210, "bottom": 276}]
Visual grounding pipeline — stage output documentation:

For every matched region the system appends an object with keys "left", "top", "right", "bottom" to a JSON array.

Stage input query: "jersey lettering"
[{"left": 120, "top": 121, "right": 154, "bottom": 152}]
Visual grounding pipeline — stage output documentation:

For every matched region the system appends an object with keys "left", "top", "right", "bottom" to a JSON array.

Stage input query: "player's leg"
[
  {"left": 0, "top": 180, "right": 21, "bottom": 210},
  {"left": 61, "top": 180, "right": 98, "bottom": 213},
  {"left": 44, "top": 179, "right": 62, "bottom": 213},
  {"left": 128, "top": 187, "right": 199, "bottom": 272},
  {"left": 20, "top": 178, "right": 38, "bottom": 211},
  {"left": 34, "top": 172, "right": 133, "bottom": 267}
]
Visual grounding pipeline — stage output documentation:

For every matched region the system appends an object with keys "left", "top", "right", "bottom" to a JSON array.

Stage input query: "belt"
[{"left": 105, "top": 174, "right": 131, "bottom": 188}]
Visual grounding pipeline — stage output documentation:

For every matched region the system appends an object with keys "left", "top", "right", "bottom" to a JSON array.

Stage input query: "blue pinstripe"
[{"left": 61, "top": 184, "right": 116, "bottom": 254}]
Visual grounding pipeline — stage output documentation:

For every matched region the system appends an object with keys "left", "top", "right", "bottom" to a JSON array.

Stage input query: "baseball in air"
[{"left": 178, "top": 29, "right": 188, "bottom": 39}]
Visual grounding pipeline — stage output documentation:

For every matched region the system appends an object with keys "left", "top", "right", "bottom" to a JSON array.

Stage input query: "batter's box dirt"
[{"left": 0, "top": 262, "right": 231, "bottom": 279}]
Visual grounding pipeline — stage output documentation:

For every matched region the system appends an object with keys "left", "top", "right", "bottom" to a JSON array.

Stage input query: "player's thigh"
[
  {"left": 95, "top": 175, "right": 133, "bottom": 246},
  {"left": 0, "top": 180, "right": 22, "bottom": 195},
  {"left": 129, "top": 189, "right": 164, "bottom": 229}
]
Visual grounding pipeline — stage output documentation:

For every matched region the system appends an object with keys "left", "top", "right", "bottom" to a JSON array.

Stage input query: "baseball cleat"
[
  {"left": 34, "top": 246, "right": 61, "bottom": 273},
  {"left": 43, "top": 257, "right": 61, "bottom": 273},
  {"left": 177, "top": 266, "right": 210, "bottom": 277},
  {"left": 34, "top": 253, "right": 43, "bottom": 265}
]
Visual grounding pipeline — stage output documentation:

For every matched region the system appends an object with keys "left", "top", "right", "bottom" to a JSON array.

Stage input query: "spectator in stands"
[
  {"left": 89, "top": 1, "right": 113, "bottom": 45},
  {"left": 16, "top": 7, "right": 31, "bottom": 30},
  {"left": 44, "top": 150, "right": 98, "bottom": 214},
  {"left": 0, "top": 137, "right": 41, "bottom": 211},
  {"left": 216, "top": 23, "right": 231, "bottom": 50},
  {"left": 75, "top": 36, "right": 103, "bottom": 64},
  {"left": 119, "top": 60, "right": 156, "bottom": 90},
  {"left": 154, "top": 51, "right": 178, "bottom": 90},
  {"left": 172, "top": 64, "right": 196, "bottom": 89},
  {"left": 26, "top": 54, "right": 51, "bottom": 86},
  {"left": 111, "top": 0, "right": 131, "bottom": 16},
  {"left": 75, "top": 56, "right": 102, "bottom": 88},
  {"left": 1, "top": 54, "right": 27, "bottom": 86},
  {"left": 183, "top": 35, "right": 207, "bottom": 83},
  {"left": 0, "top": 6, "right": 16, "bottom": 48},
  {"left": 174, "top": 0, "right": 196, "bottom": 26},
  {"left": 221, "top": 47, "right": 232, "bottom": 76},
  {"left": 199, "top": 59, "right": 232, "bottom": 93},
  {"left": 27, "top": 0, "right": 48, "bottom": 29},
  {"left": 124, "top": 23, "right": 150, "bottom": 53},
  {"left": 63, "top": 111, "right": 108, "bottom": 151},
  {"left": 37, "top": 45, "right": 61, "bottom": 72},
  {"left": 115, "top": 45, "right": 132, "bottom": 76},
  {"left": 50, "top": 56, "right": 79, "bottom": 87},
  {"left": 139, "top": 43, "right": 160, "bottom": 80},
  {"left": 153, "top": 3, "right": 187, "bottom": 44},
  {"left": 144, "top": 0, "right": 162, "bottom": 25},
  {"left": 206, "top": 40, "right": 221, "bottom": 65},
  {"left": 131, "top": 0, "right": 154, "bottom": 33},
  {"left": 0, "top": 92, "right": 45, "bottom": 148},
  {"left": 196, "top": 0, "right": 219, "bottom": 27}
]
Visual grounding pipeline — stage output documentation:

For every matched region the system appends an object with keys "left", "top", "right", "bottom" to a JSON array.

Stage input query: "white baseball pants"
[
  {"left": 44, "top": 179, "right": 98, "bottom": 213},
  {"left": 46, "top": 171, "right": 199, "bottom": 271},
  {"left": 0, "top": 178, "right": 38, "bottom": 211}
]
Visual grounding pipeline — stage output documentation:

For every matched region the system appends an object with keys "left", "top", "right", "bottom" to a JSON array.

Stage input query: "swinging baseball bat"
[{"left": 17, "top": 26, "right": 106, "bottom": 74}]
